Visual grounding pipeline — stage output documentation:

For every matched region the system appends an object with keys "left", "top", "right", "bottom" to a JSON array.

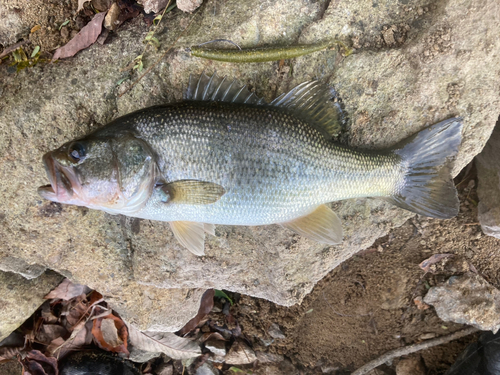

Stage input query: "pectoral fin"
[
  {"left": 169, "top": 221, "right": 206, "bottom": 256},
  {"left": 161, "top": 180, "right": 225, "bottom": 205},
  {"left": 281, "top": 205, "right": 343, "bottom": 245}
]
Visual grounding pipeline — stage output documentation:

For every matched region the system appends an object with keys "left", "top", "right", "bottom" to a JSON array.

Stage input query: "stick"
[{"left": 351, "top": 326, "right": 478, "bottom": 375}]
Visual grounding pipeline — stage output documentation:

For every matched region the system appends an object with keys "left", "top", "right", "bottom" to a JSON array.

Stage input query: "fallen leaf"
[
  {"left": 128, "top": 324, "right": 201, "bottom": 359},
  {"left": 21, "top": 350, "right": 58, "bottom": 375},
  {"left": 52, "top": 12, "right": 107, "bottom": 61},
  {"left": 92, "top": 313, "right": 129, "bottom": 355},
  {"left": 0, "top": 346, "right": 23, "bottom": 362},
  {"left": 31, "top": 25, "right": 41, "bottom": 33},
  {"left": 419, "top": 254, "right": 455, "bottom": 273},
  {"left": 48, "top": 321, "right": 93, "bottom": 359},
  {"left": 178, "top": 289, "right": 214, "bottom": 335},
  {"left": 35, "top": 324, "right": 69, "bottom": 345},
  {"left": 44, "top": 279, "right": 91, "bottom": 301}
]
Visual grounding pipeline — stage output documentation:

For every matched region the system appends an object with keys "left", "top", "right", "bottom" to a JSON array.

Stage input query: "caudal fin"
[{"left": 390, "top": 118, "right": 463, "bottom": 219}]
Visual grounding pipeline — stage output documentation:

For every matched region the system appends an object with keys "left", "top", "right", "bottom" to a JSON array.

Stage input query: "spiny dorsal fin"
[
  {"left": 281, "top": 204, "right": 343, "bottom": 245},
  {"left": 184, "top": 72, "right": 266, "bottom": 105},
  {"left": 270, "top": 81, "right": 346, "bottom": 139},
  {"left": 169, "top": 221, "right": 206, "bottom": 256}
]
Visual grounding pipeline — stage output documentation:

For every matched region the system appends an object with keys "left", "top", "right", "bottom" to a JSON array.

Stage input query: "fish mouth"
[{"left": 38, "top": 153, "right": 77, "bottom": 202}]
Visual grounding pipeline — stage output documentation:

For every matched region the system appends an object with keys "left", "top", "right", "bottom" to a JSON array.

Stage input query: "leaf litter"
[{"left": 0, "top": 278, "right": 202, "bottom": 374}]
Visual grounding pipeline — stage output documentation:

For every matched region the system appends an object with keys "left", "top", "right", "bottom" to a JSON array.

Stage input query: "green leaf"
[
  {"left": 116, "top": 76, "right": 129, "bottom": 86},
  {"left": 31, "top": 46, "right": 40, "bottom": 58},
  {"left": 133, "top": 60, "right": 143, "bottom": 72},
  {"left": 305, "top": 308, "right": 314, "bottom": 314},
  {"left": 59, "top": 19, "right": 70, "bottom": 30},
  {"left": 229, "top": 367, "right": 247, "bottom": 373},
  {"left": 153, "top": 15, "right": 162, "bottom": 25},
  {"left": 147, "top": 37, "right": 160, "bottom": 48},
  {"left": 134, "top": 54, "right": 143, "bottom": 61},
  {"left": 214, "top": 290, "right": 233, "bottom": 305}
]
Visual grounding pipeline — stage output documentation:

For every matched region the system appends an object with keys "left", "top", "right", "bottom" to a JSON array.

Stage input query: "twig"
[
  {"left": 0, "top": 40, "right": 31, "bottom": 59},
  {"left": 118, "top": 7, "right": 200, "bottom": 97},
  {"left": 351, "top": 326, "right": 478, "bottom": 375}
]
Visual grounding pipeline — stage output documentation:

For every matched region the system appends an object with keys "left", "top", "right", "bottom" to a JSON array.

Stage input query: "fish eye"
[{"left": 68, "top": 142, "right": 86, "bottom": 163}]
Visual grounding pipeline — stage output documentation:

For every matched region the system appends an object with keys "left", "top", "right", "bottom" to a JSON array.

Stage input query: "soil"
[{"left": 2, "top": 1, "right": 500, "bottom": 374}]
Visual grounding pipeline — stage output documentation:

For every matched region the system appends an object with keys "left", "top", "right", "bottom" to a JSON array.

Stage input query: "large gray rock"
[
  {"left": 0, "top": 0, "right": 499, "bottom": 333},
  {"left": 476, "top": 120, "right": 500, "bottom": 239},
  {"left": 0, "top": 270, "right": 63, "bottom": 341}
]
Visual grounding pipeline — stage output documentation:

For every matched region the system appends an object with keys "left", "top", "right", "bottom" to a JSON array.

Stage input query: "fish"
[{"left": 38, "top": 72, "right": 463, "bottom": 255}]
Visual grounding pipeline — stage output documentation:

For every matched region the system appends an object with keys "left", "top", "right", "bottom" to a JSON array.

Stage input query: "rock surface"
[
  {"left": 0, "top": 270, "right": 63, "bottom": 341},
  {"left": 424, "top": 273, "right": 500, "bottom": 333},
  {"left": 1, "top": 0, "right": 500, "bottom": 331},
  {"left": 476, "top": 119, "right": 500, "bottom": 239}
]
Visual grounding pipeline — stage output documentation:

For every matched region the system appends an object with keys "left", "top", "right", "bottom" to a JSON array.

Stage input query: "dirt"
[{"left": 226, "top": 163, "right": 500, "bottom": 374}]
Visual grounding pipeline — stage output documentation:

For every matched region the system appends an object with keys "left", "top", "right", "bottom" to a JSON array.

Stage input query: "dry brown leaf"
[
  {"left": 21, "top": 350, "right": 58, "bottom": 375},
  {"left": 48, "top": 321, "right": 93, "bottom": 359},
  {"left": 44, "top": 279, "right": 91, "bottom": 301},
  {"left": 0, "top": 346, "right": 23, "bottom": 362},
  {"left": 92, "top": 313, "right": 129, "bottom": 355},
  {"left": 35, "top": 324, "right": 68, "bottom": 345},
  {"left": 128, "top": 324, "right": 201, "bottom": 359},
  {"left": 178, "top": 289, "right": 214, "bottom": 335},
  {"left": 52, "top": 12, "right": 107, "bottom": 61}
]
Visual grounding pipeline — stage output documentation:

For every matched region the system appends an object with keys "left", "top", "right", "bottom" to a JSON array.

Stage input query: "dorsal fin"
[
  {"left": 184, "top": 73, "right": 346, "bottom": 138},
  {"left": 184, "top": 72, "right": 266, "bottom": 105},
  {"left": 270, "top": 81, "right": 346, "bottom": 139}
]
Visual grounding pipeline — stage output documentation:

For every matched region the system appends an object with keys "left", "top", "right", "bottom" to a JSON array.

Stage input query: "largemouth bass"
[{"left": 38, "top": 73, "right": 462, "bottom": 255}]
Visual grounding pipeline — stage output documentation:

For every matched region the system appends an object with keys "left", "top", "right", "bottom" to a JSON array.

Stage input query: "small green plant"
[
  {"left": 128, "top": 1, "right": 176, "bottom": 73},
  {"left": 10, "top": 46, "right": 44, "bottom": 72},
  {"left": 214, "top": 289, "right": 234, "bottom": 305}
]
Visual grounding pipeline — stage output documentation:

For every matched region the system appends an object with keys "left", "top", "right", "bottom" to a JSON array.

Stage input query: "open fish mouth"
[{"left": 38, "top": 153, "right": 76, "bottom": 202}]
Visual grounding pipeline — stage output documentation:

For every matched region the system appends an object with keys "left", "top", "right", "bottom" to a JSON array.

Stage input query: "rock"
[
  {"left": 0, "top": 6, "right": 27, "bottom": 46},
  {"left": 0, "top": 256, "right": 46, "bottom": 279},
  {"left": 0, "top": 270, "right": 63, "bottom": 341},
  {"left": 176, "top": 0, "right": 203, "bottom": 13},
  {"left": 267, "top": 323, "right": 286, "bottom": 339},
  {"left": 195, "top": 362, "right": 219, "bottom": 375},
  {"left": 255, "top": 351, "right": 285, "bottom": 364},
  {"left": 1, "top": 0, "right": 499, "bottom": 328},
  {"left": 424, "top": 273, "right": 500, "bottom": 333},
  {"left": 396, "top": 356, "right": 426, "bottom": 375},
  {"left": 136, "top": 0, "right": 169, "bottom": 14},
  {"left": 205, "top": 339, "right": 227, "bottom": 357},
  {"left": 224, "top": 341, "right": 257, "bottom": 365},
  {"left": 476, "top": 119, "right": 500, "bottom": 239}
]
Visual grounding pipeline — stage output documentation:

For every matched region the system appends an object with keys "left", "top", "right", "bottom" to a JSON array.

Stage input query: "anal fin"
[
  {"left": 169, "top": 221, "right": 207, "bottom": 256},
  {"left": 281, "top": 205, "right": 343, "bottom": 245}
]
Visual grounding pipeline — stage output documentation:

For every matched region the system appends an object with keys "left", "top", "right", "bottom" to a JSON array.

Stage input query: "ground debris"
[{"left": 52, "top": 12, "right": 107, "bottom": 60}]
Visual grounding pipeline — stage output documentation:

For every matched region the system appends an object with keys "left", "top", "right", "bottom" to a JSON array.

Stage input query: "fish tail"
[{"left": 390, "top": 117, "right": 463, "bottom": 219}]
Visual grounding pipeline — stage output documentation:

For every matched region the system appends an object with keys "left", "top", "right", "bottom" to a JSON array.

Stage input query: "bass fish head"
[{"left": 38, "top": 134, "right": 157, "bottom": 215}]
